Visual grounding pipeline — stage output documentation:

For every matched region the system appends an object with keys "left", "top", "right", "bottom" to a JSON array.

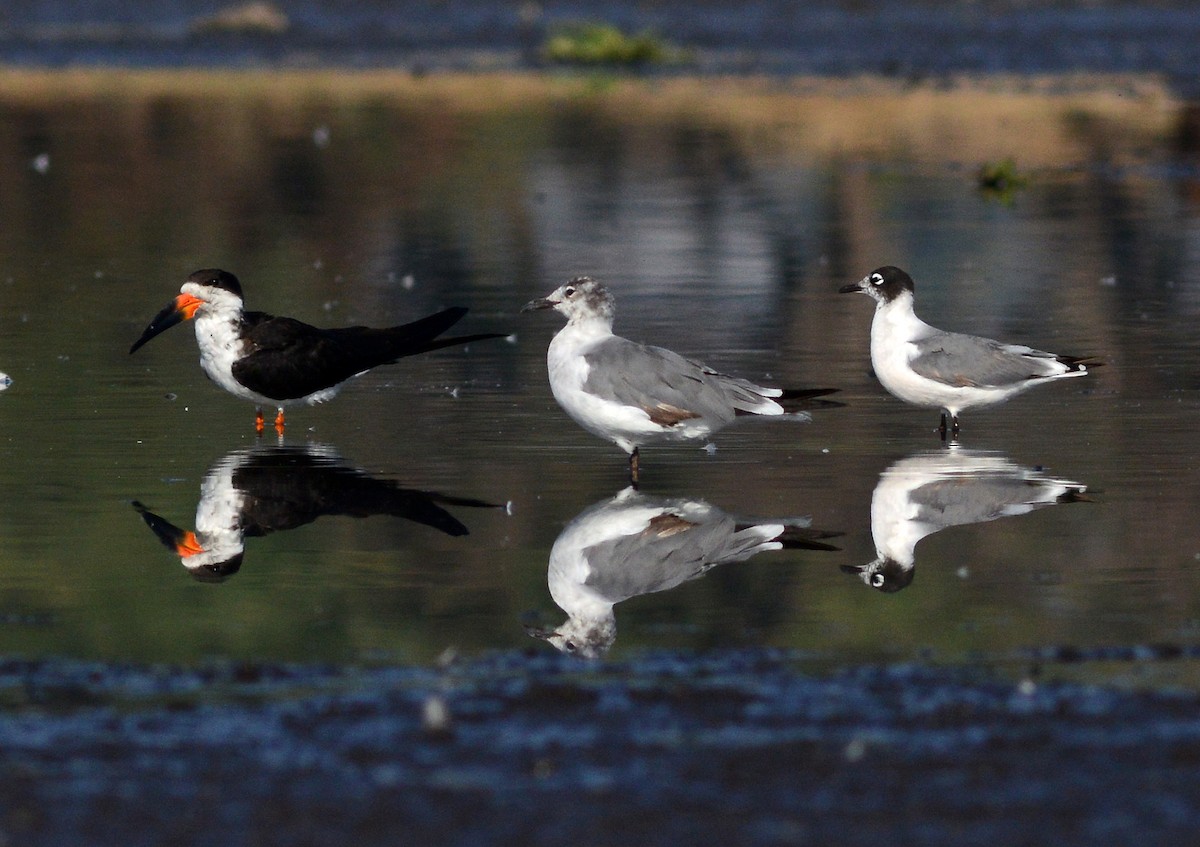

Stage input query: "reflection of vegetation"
[
  {"left": 977, "top": 157, "right": 1028, "bottom": 202},
  {"left": 542, "top": 22, "right": 678, "bottom": 67},
  {"left": 189, "top": 2, "right": 289, "bottom": 36}
]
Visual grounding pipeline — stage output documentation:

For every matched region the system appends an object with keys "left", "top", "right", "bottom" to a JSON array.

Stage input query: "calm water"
[{"left": 0, "top": 80, "right": 1197, "bottom": 683}]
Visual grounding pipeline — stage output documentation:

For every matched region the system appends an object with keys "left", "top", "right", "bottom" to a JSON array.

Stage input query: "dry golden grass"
[{"left": 0, "top": 69, "right": 1179, "bottom": 165}]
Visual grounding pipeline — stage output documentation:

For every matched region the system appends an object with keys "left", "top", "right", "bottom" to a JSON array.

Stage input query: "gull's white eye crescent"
[{"left": 870, "top": 273, "right": 884, "bottom": 285}]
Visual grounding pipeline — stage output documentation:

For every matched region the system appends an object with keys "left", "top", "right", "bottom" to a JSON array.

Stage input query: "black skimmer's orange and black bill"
[
  {"left": 133, "top": 443, "right": 506, "bottom": 581},
  {"left": 130, "top": 269, "right": 506, "bottom": 433}
]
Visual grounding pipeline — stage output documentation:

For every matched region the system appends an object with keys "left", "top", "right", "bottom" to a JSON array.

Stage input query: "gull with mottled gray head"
[{"left": 523, "top": 276, "right": 839, "bottom": 484}]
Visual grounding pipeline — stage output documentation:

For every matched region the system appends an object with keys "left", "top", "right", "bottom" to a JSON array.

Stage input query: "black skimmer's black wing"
[
  {"left": 231, "top": 307, "right": 505, "bottom": 402},
  {"left": 231, "top": 447, "right": 499, "bottom": 538}
]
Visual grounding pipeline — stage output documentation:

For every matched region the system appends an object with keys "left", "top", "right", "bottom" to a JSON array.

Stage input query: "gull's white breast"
[{"left": 546, "top": 324, "right": 670, "bottom": 453}]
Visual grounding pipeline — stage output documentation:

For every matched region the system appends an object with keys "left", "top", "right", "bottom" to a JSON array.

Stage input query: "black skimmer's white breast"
[
  {"left": 841, "top": 448, "right": 1088, "bottom": 592},
  {"left": 522, "top": 276, "right": 839, "bottom": 484},
  {"left": 840, "top": 266, "right": 1101, "bottom": 438},
  {"left": 525, "top": 486, "right": 841, "bottom": 657},
  {"left": 131, "top": 269, "right": 505, "bottom": 433}
]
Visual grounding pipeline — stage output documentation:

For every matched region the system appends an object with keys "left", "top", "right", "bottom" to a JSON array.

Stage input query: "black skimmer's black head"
[
  {"left": 839, "top": 265, "right": 916, "bottom": 304},
  {"left": 130, "top": 268, "right": 245, "bottom": 354},
  {"left": 522, "top": 276, "right": 616, "bottom": 326}
]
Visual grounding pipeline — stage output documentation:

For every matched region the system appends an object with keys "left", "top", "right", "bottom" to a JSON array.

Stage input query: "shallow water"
[{"left": 0, "top": 80, "right": 1197, "bottom": 685}]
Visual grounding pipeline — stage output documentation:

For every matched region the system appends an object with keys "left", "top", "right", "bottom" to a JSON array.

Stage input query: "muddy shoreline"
[{"left": 1, "top": 651, "right": 1198, "bottom": 844}]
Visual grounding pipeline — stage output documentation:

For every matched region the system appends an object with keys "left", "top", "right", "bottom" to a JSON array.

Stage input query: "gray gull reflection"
[
  {"left": 843, "top": 448, "right": 1088, "bottom": 592},
  {"left": 527, "top": 487, "right": 841, "bottom": 658},
  {"left": 133, "top": 443, "right": 499, "bottom": 581}
]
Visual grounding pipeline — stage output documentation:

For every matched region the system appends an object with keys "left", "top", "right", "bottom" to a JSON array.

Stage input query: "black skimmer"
[
  {"left": 522, "top": 276, "right": 839, "bottom": 485},
  {"left": 131, "top": 269, "right": 505, "bottom": 433},
  {"left": 841, "top": 448, "right": 1088, "bottom": 592},
  {"left": 133, "top": 443, "right": 504, "bottom": 581},
  {"left": 840, "top": 266, "right": 1101, "bottom": 438},
  {"left": 525, "top": 487, "right": 840, "bottom": 657}
]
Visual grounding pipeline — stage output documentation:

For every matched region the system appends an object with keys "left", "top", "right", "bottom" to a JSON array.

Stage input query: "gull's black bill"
[{"left": 521, "top": 296, "right": 558, "bottom": 313}]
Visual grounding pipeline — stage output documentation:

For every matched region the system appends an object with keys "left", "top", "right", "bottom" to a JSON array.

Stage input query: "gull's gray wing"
[
  {"left": 908, "top": 476, "right": 1069, "bottom": 529},
  {"left": 581, "top": 511, "right": 759, "bottom": 602},
  {"left": 908, "top": 331, "right": 1062, "bottom": 388},
  {"left": 581, "top": 336, "right": 772, "bottom": 424}
]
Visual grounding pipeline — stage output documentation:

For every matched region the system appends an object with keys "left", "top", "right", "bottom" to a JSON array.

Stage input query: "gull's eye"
[{"left": 870, "top": 273, "right": 884, "bottom": 285}]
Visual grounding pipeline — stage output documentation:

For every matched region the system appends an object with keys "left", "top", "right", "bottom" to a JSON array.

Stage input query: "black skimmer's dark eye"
[
  {"left": 871, "top": 273, "right": 884, "bottom": 285},
  {"left": 564, "top": 640, "right": 578, "bottom": 653},
  {"left": 563, "top": 286, "right": 576, "bottom": 298},
  {"left": 871, "top": 573, "right": 885, "bottom": 588}
]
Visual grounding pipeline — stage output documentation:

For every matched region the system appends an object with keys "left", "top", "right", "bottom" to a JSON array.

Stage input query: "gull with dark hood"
[{"left": 840, "top": 265, "right": 1100, "bottom": 438}]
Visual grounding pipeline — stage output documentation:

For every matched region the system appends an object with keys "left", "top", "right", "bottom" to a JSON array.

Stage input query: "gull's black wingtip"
[{"left": 778, "top": 387, "right": 845, "bottom": 412}]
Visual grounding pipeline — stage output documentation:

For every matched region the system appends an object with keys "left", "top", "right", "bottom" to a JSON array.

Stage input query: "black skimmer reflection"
[
  {"left": 525, "top": 487, "right": 840, "bottom": 658},
  {"left": 522, "top": 276, "right": 839, "bottom": 484},
  {"left": 842, "top": 448, "right": 1088, "bottom": 592},
  {"left": 840, "top": 266, "right": 1101, "bottom": 438},
  {"left": 133, "top": 443, "right": 503, "bottom": 581},
  {"left": 131, "top": 269, "right": 505, "bottom": 433}
]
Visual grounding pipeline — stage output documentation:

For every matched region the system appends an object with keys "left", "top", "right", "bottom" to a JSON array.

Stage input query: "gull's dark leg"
[
  {"left": 629, "top": 447, "right": 640, "bottom": 489},
  {"left": 938, "top": 412, "right": 948, "bottom": 440},
  {"left": 951, "top": 415, "right": 960, "bottom": 438}
]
